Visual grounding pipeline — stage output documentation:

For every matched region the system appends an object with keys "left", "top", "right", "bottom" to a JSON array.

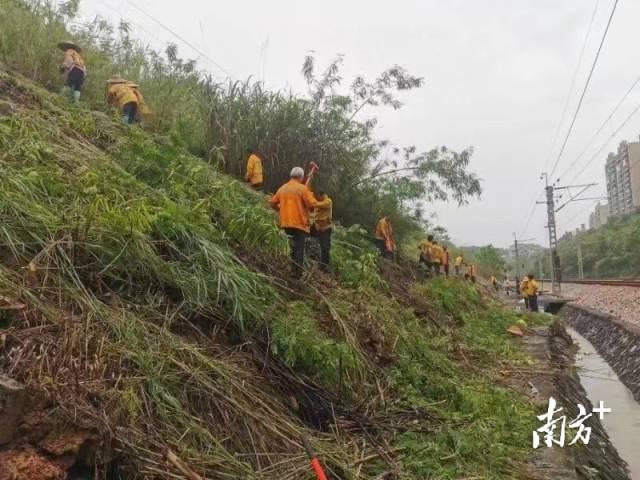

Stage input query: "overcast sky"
[{"left": 79, "top": 0, "right": 640, "bottom": 248}]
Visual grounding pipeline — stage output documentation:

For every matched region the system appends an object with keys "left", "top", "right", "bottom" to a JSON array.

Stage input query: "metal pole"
[
  {"left": 577, "top": 243, "right": 584, "bottom": 280},
  {"left": 545, "top": 184, "right": 561, "bottom": 294},
  {"left": 538, "top": 257, "right": 543, "bottom": 279},
  {"left": 513, "top": 235, "right": 520, "bottom": 281}
]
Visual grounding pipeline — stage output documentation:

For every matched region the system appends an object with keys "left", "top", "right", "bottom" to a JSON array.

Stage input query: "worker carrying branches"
[
  {"left": 105, "top": 76, "right": 151, "bottom": 124},
  {"left": 374, "top": 217, "right": 395, "bottom": 257},
  {"left": 271, "top": 167, "right": 330, "bottom": 279},
  {"left": 58, "top": 41, "right": 86, "bottom": 104},
  {"left": 244, "top": 148, "right": 264, "bottom": 189}
]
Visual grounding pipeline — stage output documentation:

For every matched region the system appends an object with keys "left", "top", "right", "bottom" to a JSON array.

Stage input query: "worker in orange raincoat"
[
  {"left": 105, "top": 76, "right": 150, "bottom": 124},
  {"left": 58, "top": 41, "right": 86, "bottom": 104},
  {"left": 431, "top": 240, "right": 444, "bottom": 276},
  {"left": 270, "top": 167, "right": 329, "bottom": 278},
  {"left": 374, "top": 217, "right": 394, "bottom": 257},
  {"left": 245, "top": 149, "right": 264, "bottom": 189},
  {"left": 418, "top": 235, "right": 433, "bottom": 272},
  {"left": 310, "top": 190, "right": 333, "bottom": 272},
  {"left": 465, "top": 263, "right": 476, "bottom": 283}
]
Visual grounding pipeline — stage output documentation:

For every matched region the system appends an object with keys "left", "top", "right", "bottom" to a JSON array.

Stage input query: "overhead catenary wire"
[
  {"left": 549, "top": 0, "right": 620, "bottom": 181},
  {"left": 556, "top": 73, "right": 640, "bottom": 183},
  {"left": 520, "top": 192, "right": 544, "bottom": 238},
  {"left": 123, "top": 0, "right": 235, "bottom": 79},
  {"left": 543, "top": 0, "right": 600, "bottom": 174},
  {"left": 519, "top": 0, "right": 602, "bottom": 242},
  {"left": 567, "top": 101, "right": 640, "bottom": 184}
]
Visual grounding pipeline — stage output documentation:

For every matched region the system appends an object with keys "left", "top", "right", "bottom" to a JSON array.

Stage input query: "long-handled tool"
[
  {"left": 304, "top": 161, "right": 320, "bottom": 187},
  {"left": 302, "top": 436, "right": 329, "bottom": 480}
]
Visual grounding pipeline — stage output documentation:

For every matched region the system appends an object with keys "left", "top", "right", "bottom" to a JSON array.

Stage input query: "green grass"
[{"left": 0, "top": 66, "right": 542, "bottom": 479}]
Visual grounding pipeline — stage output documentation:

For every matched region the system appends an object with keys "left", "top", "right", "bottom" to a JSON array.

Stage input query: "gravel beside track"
[{"left": 561, "top": 283, "right": 640, "bottom": 327}]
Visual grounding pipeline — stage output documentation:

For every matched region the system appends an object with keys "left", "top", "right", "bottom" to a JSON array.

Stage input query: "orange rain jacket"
[
  {"left": 245, "top": 153, "right": 263, "bottom": 186},
  {"left": 106, "top": 83, "right": 141, "bottom": 109},
  {"left": 270, "top": 179, "right": 327, "bottom": 233},
  {"left": 375, "top": 218, "right": 393, "bottom": 241},
  {"left": 431, "top": 244, "right": 444, "bottom": 264},
  {"left": 312, "top": 195, "right": 333, "bottom": 231}
]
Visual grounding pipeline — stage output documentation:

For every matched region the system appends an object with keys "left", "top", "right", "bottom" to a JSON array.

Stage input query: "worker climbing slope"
[
  {"left": 431, "top": 240, "right": 444, "bottom": 276},
  {"left": 418, "top": 235, "right": 433, "bottom": 272},
  {"left": 244, "top": 148, "right": 264, "bottom": 189},
  {"left": 374, "top": 216, "right": 395, "bottom": 257},
  {"left": 105, "top": 76, "right": 150, "bottom": 124},
  {"left": 270, "top": 167, "right": 329, "bottom": 279},
  {"left": 58, "top": 41, "right": 86, "bottom": 104}
]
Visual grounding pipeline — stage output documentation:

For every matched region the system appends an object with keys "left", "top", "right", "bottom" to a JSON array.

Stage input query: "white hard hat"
[{"left": 290, "top": 167, "right": 305, "bottom": 179}]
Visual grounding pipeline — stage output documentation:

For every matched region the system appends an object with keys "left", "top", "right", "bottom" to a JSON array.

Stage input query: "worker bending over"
[
  {"left": 465, "top": 263, "right": 476, "bottom": 283},
  {"left": 310, "top": 190, "right": 333, "bottom": 273},
  {"left": 525, "top": 274, "right": 539, "bottom": 312},
  {"left": 454, "top": 254, "right": 464, "bottom": 276},
  {"left": 374, "top": 217, "right": 394, "bottom": 257},
  {"left": 270, "top": 167, "right": 329, "bottom": 278},
  {"left": 58, "top": 41, "right": 86, "bottom": 104},
  {"left": 245, "top": 149, "right": 264, "bottom": 189},
  {"left": 105, "top": 76, "right": 149, "bottom": 124},
  {"left": 490, "top": 275, "right": 499, "bottom": 291}
]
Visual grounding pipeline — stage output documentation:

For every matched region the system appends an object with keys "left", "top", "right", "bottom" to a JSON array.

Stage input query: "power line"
[
  {"left": 549, "top": 0, "right": 620, "bottom": 180},
  {"left": 520, "top": 192, "right": 543, "bottom": 238},
  {"left": 556, "top": 73, "right": 640, "bottom": 183},
  {"left": 124, "top": 0, "right": 235, "bottom": 79},
  {"left": 544, "top": 0, "right": 600, "bottom": 173},
  {"left": 567, "top": 101, "right": 640, "bottom": 184}
]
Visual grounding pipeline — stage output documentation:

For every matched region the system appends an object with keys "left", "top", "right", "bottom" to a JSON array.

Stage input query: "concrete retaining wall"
[{"left": 560, "top": 304, "right": 640, "bottom": 402}]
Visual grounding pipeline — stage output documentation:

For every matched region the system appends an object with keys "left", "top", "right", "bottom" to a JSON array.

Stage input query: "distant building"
[
  {"left": 605, "top": 140, "right": 640, "bottom": 217},
  {"left": 589, "top": 202, "right": 609, "bottom": 230}
]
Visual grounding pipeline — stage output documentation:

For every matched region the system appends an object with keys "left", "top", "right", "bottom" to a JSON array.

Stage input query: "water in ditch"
[{"left": 567, "top": 327, "right": 640, "bottom": 479}]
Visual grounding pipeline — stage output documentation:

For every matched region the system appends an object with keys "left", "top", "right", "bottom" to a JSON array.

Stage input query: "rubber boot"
[
  {"left": 60, "top": 86, "right": 72, "bottom": 99},
  {"left": 72, "top": 90, "right": 81, "bottom": 104},
  {"left": 122, "top": 114, "right": 130, "bottom": 124}
]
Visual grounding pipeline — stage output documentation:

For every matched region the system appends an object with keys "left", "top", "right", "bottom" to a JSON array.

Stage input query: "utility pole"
[
  {"left": 537, "top": 175, "right": 598, "bottom": 295},
  {"left": 539, "top": 174, "right": 561, "bottom": 294},
  {"left": 513, "top": 234, "right": 520, "bottom": 281},
  {"left": 577, "top": 243, "right": 584, "bottom": 280},
  {"left": 538, "top": 257, "right": 543, "bottom": 279},
  {"left": 512, "top": 233, "right": 534, "bottom": 281}
]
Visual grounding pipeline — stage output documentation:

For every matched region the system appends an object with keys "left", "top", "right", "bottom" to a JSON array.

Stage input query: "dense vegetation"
[
  {"left": 0, "top": 65, "right": 544, "bottom": 479},
  {"left": 523, "top": 213, "right": 640, "bottom": 279},
  {"left": 0, "top": 0, "right": 481, "bottom": 243},
  {"left": 0, "top": 2, "right": 555, "bottom": 479}
]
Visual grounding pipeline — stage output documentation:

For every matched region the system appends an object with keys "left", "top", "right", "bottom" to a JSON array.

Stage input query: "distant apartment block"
[
  {"left": 605, "top": 140, "right": 640, "bottom": 217},
  {"left": 588, "top": 202, "right": 609, "bottom": 230}
]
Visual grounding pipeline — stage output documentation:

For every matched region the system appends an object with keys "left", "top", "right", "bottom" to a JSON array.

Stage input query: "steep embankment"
[{"left": 0, "top": 66, "right": 547, "bottom": 479}]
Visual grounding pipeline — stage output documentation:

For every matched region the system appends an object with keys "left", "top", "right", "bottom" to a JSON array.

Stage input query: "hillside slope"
[{"left": 0, "top": 67, "right": 538, "bottom": 480}]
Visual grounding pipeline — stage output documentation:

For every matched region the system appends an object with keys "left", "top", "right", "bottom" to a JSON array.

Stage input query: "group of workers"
[
  {"left": 518, "top": 274, "right": 540, "bottom": 312},
  {"left": 269, "top": 167, "right": 333, "bottom": 278},
  {"left": 58, "top": 41, "right": 150, "bottom": 124}
]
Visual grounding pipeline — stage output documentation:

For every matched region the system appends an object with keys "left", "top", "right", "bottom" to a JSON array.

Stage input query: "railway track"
[{"left": 561, "top": 279, "right": 640, "bottom": 287}]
